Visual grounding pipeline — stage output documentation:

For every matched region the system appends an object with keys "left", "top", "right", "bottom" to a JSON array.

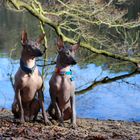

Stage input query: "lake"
[{"left": 0, "top": 6, "right": 140, "bottom": 122}]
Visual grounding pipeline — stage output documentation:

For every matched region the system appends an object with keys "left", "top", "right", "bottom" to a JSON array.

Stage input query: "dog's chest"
[
  {"left": 22, "top": 74, "right": 42, "bottom": 89},
  {"left": 20, "top": 75, "right": 42, "bottom": 101},
  {"left": 50, "top": 75, "right": 75, "bottom": 95}
]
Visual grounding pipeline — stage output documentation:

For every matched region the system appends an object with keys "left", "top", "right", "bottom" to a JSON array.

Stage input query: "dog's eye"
[
  {"left": 69, "top": 48, "right": 72, "bottom": 52},
  {"left": 27, "top": 45, "right": 32, "bottom": 51},
  {"left": 27, "top": 48, "right": 31, "bottom": 51},
  {"left": 66, "top": 51, "right": 69, "bottom": 55}
]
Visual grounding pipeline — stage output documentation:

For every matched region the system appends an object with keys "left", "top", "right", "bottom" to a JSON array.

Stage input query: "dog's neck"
[
  {"left": 56, "top": 59, "right": 71, "bottom": 72},
  {"left": 21, "top": 51, "right": 35, "bottom": 68},
  {"left": 55, "top": 57, "right": 74, "bottom": 80},
  {"left": 20, "top": 51, "right": 36, "bottom": 74},
  {"left": 56, "top": 65, "right": 71, "bottom": 72},
  {"left": 56, "top": 56, "right": 71, "bottom": 72}
]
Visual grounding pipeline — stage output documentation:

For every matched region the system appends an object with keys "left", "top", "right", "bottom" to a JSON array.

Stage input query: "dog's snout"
[
  {"left": 34, "top": 49, "right": 43, "bottom": 57},
  {"left": 71, "top": 59, "right": 77, "bottom": 65},
  {"left": 69, "top": 57, "right": 77, "bottom": 65},
  {"left": 36, "top": 51, "right": 43, "bottom": 57}
]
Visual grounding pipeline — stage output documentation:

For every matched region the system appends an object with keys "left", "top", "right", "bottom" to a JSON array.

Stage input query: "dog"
[
  {"left": 48, "top": 35, "right": 80, "bottom": 127},
  {"left": 12, "top": 31, "right": 50, "bottom": 125}
]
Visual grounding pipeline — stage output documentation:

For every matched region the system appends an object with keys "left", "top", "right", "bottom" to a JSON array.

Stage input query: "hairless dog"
[
  {"left": 48, "top": 36, "right": 80, "bottom": 127},
  {"left": 12, "top": 31, "right": 50, "bottom": 125}
]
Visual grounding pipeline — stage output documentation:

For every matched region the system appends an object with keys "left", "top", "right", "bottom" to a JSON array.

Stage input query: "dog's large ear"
[
  {"left": 57, "top": 35, "right": 64, "bottom": 50},
  {"left": 36, "top": 33, "right": 45, "bottom": 44},
  {"left": 21, "top": 30, "right": 28, "bottom": 46},
  {"left": 71, "top": 39, "right": 80, "bottom": 52}
]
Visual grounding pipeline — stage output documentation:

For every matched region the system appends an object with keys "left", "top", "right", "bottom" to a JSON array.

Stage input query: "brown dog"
[
  {"left": 12, "top": 31, "right": 50, "bottom": 125},
  {"left": 48, "top": 36, "right": 80, "bottom": 127}
]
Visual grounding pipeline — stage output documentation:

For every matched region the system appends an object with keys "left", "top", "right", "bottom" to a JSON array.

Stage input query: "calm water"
[{"left": 0, "top": 6, "right": 140, "bottom": 122}]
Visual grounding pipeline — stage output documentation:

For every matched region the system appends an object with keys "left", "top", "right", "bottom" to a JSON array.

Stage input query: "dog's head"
[
  {"left": 56, "top": 35, "right": 80, "bottom": 66},
  {"left": 21, "top": 31, "right": 45, "bottom": 57}
]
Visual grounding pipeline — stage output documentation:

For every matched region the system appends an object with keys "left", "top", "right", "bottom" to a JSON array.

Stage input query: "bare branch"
[{"left": 76, "top": 69, "right": 140, "bottom": 95}]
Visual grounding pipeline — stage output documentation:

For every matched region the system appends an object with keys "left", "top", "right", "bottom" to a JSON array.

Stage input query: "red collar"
[
  {"left": 55, "top": 67, "right": 72, "bottom": 75},
  {"left": 55, "top": 68, "right": 61, "bottom": 74}
]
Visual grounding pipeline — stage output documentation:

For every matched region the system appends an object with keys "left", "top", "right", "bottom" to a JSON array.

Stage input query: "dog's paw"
[
  {"left": 45, "top": 120, "right": 52, "bottom": 126},
  {"left": 25, "top": 116, "right": 30, "bottom": 122},
  {"left": 20, "top": 118, "right": 25, "bottom": 124},
  {"left": 58, "top": 122, "right": 65, "bottom": 127},
  {"left": 70, "top": 123, "right": 77, "bottom": 129},
  {"left": 29, "top": 115, "right": 34, "bottom": 121}
]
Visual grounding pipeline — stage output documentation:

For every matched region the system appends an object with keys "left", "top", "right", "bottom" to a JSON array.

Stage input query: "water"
[{"left": 0, "top": 6, "right": 140, "bottom": 122}]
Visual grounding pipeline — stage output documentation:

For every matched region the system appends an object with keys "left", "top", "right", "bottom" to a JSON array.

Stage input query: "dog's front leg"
[
  {"left": 70, "top": 93, "right": 77, "bottom": 128},
  {"left": 55, "top": 102, "right": 64, "bottom": 126},
  {"left": 15, "top": 88, "right": 25, "bottom": 123},
  {"left": 38, "top": 89, "right": 51, "bottom": 125},
  {"left": 50, "top": 90, "right": 64, "bottom": 126}
]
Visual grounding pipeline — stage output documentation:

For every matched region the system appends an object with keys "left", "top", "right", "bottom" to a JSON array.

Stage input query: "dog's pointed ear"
[
  {"left": 21, "top": 30, "right": 28, "bottom": 46},
  {"left": 57, "top": 35, "right": 64, "bottom": 50},
  {"left": 71, "top": 39, "right": 80, "bottom": 52},
  {"left": 36, "top": 33, "right": 45, "bottom": 44}
]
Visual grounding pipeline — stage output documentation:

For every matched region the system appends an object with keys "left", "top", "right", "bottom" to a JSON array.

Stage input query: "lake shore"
[{"left": 0, "top": 109, "right": 140, "bottom": 140}]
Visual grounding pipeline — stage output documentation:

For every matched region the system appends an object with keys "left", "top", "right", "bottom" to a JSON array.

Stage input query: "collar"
[
  {"left": 55, "top": 68, "right": 75, "bottom": 81},
  {"left": 55, "top": 68, "right": 72, "bottom": 75},
  {"left": 20, "top": 59, "right": 36, "bottom": 74}
]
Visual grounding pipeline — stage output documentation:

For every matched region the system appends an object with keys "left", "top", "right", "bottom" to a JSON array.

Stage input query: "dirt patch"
[{"left": 0, "top": 109, "right": 140, "bottom": 140}]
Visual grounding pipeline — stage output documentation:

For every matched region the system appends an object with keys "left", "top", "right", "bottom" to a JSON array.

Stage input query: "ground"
[{"left": 0, "top": 109, "right": 140, "bottom": 140}]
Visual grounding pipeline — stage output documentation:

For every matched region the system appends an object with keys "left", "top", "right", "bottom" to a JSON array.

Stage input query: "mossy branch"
[{"left": 6, "top": 0, "right": 140, "bottom": 65}]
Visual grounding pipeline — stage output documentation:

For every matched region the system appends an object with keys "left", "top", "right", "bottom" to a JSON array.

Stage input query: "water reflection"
[
  {"left": 76, "top": 75, "right": 140, "bottom": 121},
  {"left": 0, "top": 6, "right": 140, "bottom": 122}
]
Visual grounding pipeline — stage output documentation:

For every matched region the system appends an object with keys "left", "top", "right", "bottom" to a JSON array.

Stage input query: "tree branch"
[
  {"left": 76, "top": 69, "right": 140, "bottom": 95},
  {"left": 6, "top": 0, "right": 140, "bottom": 65}
]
